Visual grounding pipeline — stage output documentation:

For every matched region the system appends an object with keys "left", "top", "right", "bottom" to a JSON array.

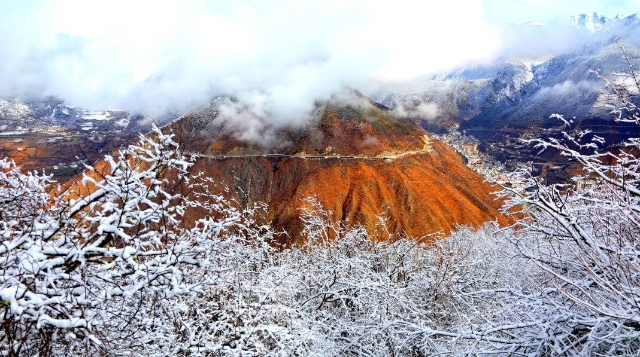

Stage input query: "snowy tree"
[
  {"left": 497, "top": 120, "right": 640, "bottom": 354},
  {"left": 0, "top": 137, "right": 532, "bottom": 356},
  {"left": 509, "top": 53, "right": 640, "bottom": 354},
  {"left": 426, "top": 49, "right": 640, "bottom": 355},
  {"left": 133, "top": 196, "right": 518, "bottom": 357},
  {"left": 0, "top": 126, "right": 245, "bottom": 356}
]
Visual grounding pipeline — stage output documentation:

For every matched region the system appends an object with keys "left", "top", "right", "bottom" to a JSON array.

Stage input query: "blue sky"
[{"left": 0, "top": 0, "right": 638, "bottom": 118}]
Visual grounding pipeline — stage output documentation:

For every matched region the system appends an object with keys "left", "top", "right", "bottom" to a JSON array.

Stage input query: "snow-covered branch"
[{"left": 0, "top": 126, "right": 244, "bottom": 356}]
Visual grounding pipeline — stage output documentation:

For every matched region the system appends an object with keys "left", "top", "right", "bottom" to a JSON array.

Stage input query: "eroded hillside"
[{"left": 167, "top": 94, "right": 509, "bottom": 244}]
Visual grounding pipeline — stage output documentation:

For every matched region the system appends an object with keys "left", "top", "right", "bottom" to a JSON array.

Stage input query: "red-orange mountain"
[{"left": 168, "top": 95, "right": 510, "bottom": 245}]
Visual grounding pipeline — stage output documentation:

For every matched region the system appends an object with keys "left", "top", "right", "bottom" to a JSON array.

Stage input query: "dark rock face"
[{"left": 0, "top": 97, "right": 154, "bottom": 181}]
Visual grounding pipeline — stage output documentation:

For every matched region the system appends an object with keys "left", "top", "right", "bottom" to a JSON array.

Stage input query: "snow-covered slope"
[
  {"left": 374, "top": 13, "right": 640, "bottom": 146},
  {"left": 571, "top": 12, "right": 609, "bottom": 32},
  {"left": 0, "top": 97, "right": 168, "bottom": 180},
  {"left": 0, "top": 97, "right": 151, "bottom": 135}
]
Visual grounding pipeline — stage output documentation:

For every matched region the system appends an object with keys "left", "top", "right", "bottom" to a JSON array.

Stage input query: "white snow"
[
  {"left": 0, "top": 131, "right": 28, "bottom": 136},
  {"left": 115, "top": 118, "right": 129, "bottom": 128},
  {"left": 0, "top": 100, "right": 31, "bottom": 119},
  {"left": 82, "top": 111, "right": 111, "bottom": 121}
]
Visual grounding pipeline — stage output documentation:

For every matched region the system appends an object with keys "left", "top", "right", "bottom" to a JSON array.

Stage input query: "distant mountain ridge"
[
  {"left": 571, "top": 12, "right": 612, "bottom": 31},
  {"left": 0, "top": 97, "right": 158, "bottom": 179},
  {"left": 374, "top": 12, "right": 640, "bottom": 167}
]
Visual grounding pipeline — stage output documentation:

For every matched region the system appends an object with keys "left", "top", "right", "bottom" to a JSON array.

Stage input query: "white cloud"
[
  {"left": 1, "top": 0, "right": 638, "bottom": 145},
  {"left": 0, "top": 0, "right": 499, "bottom": 118},
  {"left": 534, "top": 80, "right": 602, "bottom": 98},
  {"left": 392, "top": 100, "right": 439, "bottom": 121}
]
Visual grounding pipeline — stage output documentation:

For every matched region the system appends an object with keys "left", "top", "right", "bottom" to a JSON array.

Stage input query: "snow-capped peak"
[
  {"left": 570, "top": 12, "right": 608, "bottom": 32},
  {"left": 569, "top": 12, "right": 638, "bottom": 32}
]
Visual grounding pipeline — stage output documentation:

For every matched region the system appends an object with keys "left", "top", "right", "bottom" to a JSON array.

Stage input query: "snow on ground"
[
  {"left": 81, "top": 111, "right": 112, "bottom": 121},
  {"left": 0, "top": 131, "right": 28, "bottom": 136},
  {"left": 0, "top": 100, "right": 31, "bottom": 119},
  {"left": 115, "top": 118, "right": 129, "bottom": 128}
]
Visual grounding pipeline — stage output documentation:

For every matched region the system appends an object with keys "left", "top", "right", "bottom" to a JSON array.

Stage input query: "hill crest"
[{"left": 164, "top": 93, "right": 510, "bottom": 243}]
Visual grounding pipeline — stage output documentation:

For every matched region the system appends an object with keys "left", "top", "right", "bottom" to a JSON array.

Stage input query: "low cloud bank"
[
  {"left": 2, "top": 0, "right": 636, "bottom": 145},
  {"left": 392, "top": 101, "right": 440, "bottom": 120},
  {"left": 0, "top": 1, "right": 497, "bottom": 126},
  {"left": 534, "top": 80, "right": 602, "bottom": 99}
]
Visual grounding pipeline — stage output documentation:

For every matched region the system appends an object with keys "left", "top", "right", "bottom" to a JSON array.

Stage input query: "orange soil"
[{"left": 189, "top": 137, "right": 508, "bottom": 245}]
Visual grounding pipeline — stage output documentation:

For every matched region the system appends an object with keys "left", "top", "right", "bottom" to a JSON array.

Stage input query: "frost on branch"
[
  {"left": 493, "top": 109, "right": 640, "bottom": 352},
  {"left": 408, "top": 51, "right": 640, "bottom": 355},
  {"left": 0, "top": 126, "right": 243, "bottom": 356}
]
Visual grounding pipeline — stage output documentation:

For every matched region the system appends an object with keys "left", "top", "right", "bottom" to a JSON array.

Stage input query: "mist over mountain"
[
  {"left": 374, "top": 13, "right": 640, "bottom": 171},
  {"left": 3, "top": 1, "right": 638, "bottom": 148},
  {"left": 377, "top": 13, "right": 640, "bottom": 117},
  {"left": 0, "top": 0, "right": 501, "bottom": 131},
  {"left": 2, "top": 10, "right": 639, "bottom": 188},
  {"left": 2, "top": 9, "right": 639, "bottom": 230}
]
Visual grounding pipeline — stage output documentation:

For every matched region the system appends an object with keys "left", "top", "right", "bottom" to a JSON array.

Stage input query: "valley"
[{"left": 0, "top": 98, "right": 158, "bottom": 180}]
